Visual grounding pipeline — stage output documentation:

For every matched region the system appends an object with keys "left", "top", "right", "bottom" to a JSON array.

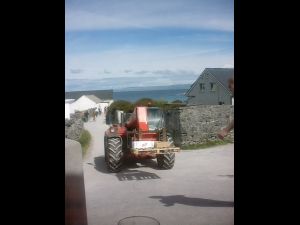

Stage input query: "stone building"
[{"left": 185, "top": 68, "right": 234, "bottom": 105}]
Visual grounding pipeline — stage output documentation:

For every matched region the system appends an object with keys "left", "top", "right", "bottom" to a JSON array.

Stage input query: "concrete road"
[{"left": 83, "top": 114, "right": 234, "bottom": 225}]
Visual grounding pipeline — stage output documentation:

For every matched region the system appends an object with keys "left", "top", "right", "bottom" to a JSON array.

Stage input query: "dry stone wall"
[
  {"left": 65, "top": 112, "right": 84, "bottom": 141},
  {"left": 165, "top": 105, "right": 234, "bottom": 146}
]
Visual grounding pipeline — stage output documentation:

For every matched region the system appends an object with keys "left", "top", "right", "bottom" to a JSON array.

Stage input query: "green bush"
[
  {"left": 136, "top": 98, "right": 186, "bottom": 110},
  {"left": 107, "top": 100, "right": 134, "bottom": 114},
  {"left": 134, "top": 98, "right": 155, "bottom": 107},
  {"left": 78, "top": 129, "right": 91, "bottom": 156},
  {"left": 153, "top": 100, "right": 169, "bottom": 108},
  {"left": 106, "top": 100, "right": 134, "bottom": 124},
  {"left": 134, "top": 98, "right": 169, "bottom": 109}
]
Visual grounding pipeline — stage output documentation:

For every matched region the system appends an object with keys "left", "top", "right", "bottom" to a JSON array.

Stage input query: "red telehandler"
[{"left": 104, "top": 106, "right": 180, "bottom": 172}]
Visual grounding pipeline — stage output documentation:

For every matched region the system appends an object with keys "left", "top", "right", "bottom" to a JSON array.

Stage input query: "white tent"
[{"left": 71, "top": 95, "right": 102, "bottom": 112}]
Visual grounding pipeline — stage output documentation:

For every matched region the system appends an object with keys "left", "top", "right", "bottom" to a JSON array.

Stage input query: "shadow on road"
[
  {"left": 93, "top": 156, "right": 159, "bottom": 172},
  {"left": 149, "top": 195, "right": 234, "bottom": 207},
  {"left": 114, "top": 158, "right": 161, "bottom": 171},
  {"left": 138, "top": 159, "right": 161, "bottom": 170},
  {"left": 116, "top": 169, "right": 160, "bottom": 181},
  {"left": 93, "top": 156, "right": 161, "bottom": 181},
  {"left": 93, "top": 156, "right": 110, "bottom": 174}
]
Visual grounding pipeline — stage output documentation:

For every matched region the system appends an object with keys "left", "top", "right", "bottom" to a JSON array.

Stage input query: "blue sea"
[
  {"left": 113, "top": 89, "right": 188, "bottom": 102},
  {"left": 65, "top": 79, "right": 190, "bottom": 103}
]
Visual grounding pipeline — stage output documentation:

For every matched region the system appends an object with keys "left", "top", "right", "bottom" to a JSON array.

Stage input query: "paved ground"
[{"left": 83, "top": 114, "right": 234, "bottom": 225}]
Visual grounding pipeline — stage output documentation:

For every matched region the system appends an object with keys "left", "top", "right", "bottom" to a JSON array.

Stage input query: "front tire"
[
  {"left": 106, "top": 137, "right": 124, "bottom": 172},
  {"left": 157, "top": 153, "right": 175, "bottom": 169}
]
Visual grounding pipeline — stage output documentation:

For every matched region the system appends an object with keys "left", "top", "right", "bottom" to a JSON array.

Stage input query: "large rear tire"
[
  {"left": 106, "top": 137, "right": 124, "bottom": 172},
  {"left": 157, "top": 153, "right": 175, "bottom": 169}
]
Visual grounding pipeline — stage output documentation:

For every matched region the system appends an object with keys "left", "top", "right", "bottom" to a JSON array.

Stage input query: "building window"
[
  {"left": 203, "top": 74, "right": 208, "bottom": 80},
  {"left": 199, "top": 83, "right": 205, "bottom": 92},
  {"left": 210, "top": 82, "right": 217, "bottom": 91}
]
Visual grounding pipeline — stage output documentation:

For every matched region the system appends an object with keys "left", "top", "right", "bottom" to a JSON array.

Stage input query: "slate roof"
[
  {"left": 65, "top": 89, "right": 113, "bottom": 100},
  {"left": 186, "top": 68, "right": 234, "bottom": 96}
]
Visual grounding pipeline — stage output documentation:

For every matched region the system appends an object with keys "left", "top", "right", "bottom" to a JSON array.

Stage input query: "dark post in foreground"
[{"left": 65, "top": 139, "right": 88, "bottom": 225}]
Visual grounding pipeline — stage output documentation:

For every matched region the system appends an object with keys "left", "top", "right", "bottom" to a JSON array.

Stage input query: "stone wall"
[
  {"left": 65, "top": 112, "right": 84, "bottom": 141},
  {"left": 65, "top": 139, "right": 88, "bottom": 225},
  {"left": 165, "top": 105, "right": 234, "bottom": 147}
]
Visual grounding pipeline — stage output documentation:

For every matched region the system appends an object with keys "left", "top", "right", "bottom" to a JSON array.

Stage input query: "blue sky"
[{"left": 65, "top": 0, "right": 234, "bottom": 90}]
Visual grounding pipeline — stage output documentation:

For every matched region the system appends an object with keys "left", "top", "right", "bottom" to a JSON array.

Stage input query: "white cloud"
[
  {"left": 65, "top": 1, "right": 234, "bottom": 89},
  {"left": 66, "top": 0, "right": 233, "bottom": 31},
  {"left": 65, "top": 45, "right": 233, "bottom": 83}
]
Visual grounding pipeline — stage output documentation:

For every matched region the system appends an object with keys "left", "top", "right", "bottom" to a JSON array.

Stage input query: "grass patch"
[
  {"left": 78, "top": 129, "right": 92, "bottom": 156},
  {"left": 181, "top": 139, "right": 233, "bottom": 150}
]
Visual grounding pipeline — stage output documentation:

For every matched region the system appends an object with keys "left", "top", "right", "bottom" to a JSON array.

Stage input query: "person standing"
[
  {"left": 92, "top": 110, "right": 96, "bottom": 121},
  {"left": 84, "top": 111, "right": 89, "bottom": 122}
]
